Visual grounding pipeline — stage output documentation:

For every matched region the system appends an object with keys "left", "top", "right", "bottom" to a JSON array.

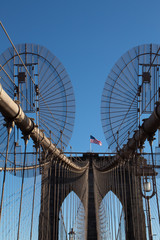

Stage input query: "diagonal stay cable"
[{"left": 0, "top": 22, "right": 35, "bottom": 86}]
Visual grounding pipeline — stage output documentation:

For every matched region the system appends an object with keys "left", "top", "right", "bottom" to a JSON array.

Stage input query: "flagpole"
[{"left": 90, "top": 135, "right": 92, "bottom": 152}]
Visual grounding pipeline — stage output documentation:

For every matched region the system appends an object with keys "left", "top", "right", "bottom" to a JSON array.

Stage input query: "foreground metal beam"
[
  {"left": 0, "top": 84, "right": 87, "bottom": 172},
  {"left": 120, "top": 102, "right": 160, "bottom": 158},
  {"left": 98, "top": 102, "right": 160, "bottom": 171}
]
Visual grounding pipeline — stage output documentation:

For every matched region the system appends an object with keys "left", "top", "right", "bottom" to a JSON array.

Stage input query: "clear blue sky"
[{"left": 1, "top": 0, "right": 160, "bottom": 153}]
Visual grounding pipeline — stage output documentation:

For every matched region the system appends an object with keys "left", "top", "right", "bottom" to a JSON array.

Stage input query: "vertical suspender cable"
[
  {"left": 69, "top": 181, "right": 72, "bottom": 232},
  {"left": 60, "top": 164, "right": 64, "bottom": 239},
  {"left": 47, "top": 161, "right": 51, "bottom": 240},
  {"left": 30, "top": 146, "right": 38, "bottom": 240},
  {"left": 63, "top": 165, "right": 68, "bottom": 239},
  {"left": 66, "top": 167, "right": 69, "bottom": 237},
  {"left": 127, "top": 160, "right": 136, "bottom": 238},
  {"left": 113, "top": 169, "right": 117, "bottom": 238},
  {"left": 56, "top": 162, "right": 61, "bottom": 240},
  {"left": 146, "top": 197, "right": 153, "bottom": 240},
  {"left": 17, "top": 137, "right": 27, "bottom": 240},
  {"left": 119, "top": 163, "right": 128, "bottom": 233},
  {"left": 0, "top": 123, "right": 12, "bottom": 222},
  {"left": 150, "top": 142, "right": 160, "bottom": 224},
  {"left": 53, "top": 161, "right": 57, "bottom": 239}
]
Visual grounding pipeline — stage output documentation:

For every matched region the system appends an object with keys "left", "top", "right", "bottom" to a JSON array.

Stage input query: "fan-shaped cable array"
[
  {"left": 101, "top": 44, "right": 160, "bottom": 151},
  {"left": 0, "top": 43, "right": 75, "bottom": 170}
]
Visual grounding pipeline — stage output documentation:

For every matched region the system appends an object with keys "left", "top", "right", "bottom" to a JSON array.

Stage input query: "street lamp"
[
  {"left": 141, "top": 177, "right": 153, "bottom": 240},
  {"left": 143, "top": 181, "right": 151, "bottom": 192},
  {"left": 68, "top": 228, "right": 76, "bottom": 240}
]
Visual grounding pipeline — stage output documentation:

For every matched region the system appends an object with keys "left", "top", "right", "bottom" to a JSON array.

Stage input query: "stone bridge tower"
[{"left": 38, "top": 153, "right": 146, "bottom": 240}]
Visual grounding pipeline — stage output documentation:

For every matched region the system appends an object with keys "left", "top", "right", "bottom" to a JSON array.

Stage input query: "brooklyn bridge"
[{"left": 0, "top": 23, "right": 160, "bottom": 239}]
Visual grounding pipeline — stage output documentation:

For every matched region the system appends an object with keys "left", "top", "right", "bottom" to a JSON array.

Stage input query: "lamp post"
[
  {"left": 142, "top": 178, "right": 153, "bottom": 240},
  {"left": 68, "top": 228, "right": 76, "bottom": 240}
]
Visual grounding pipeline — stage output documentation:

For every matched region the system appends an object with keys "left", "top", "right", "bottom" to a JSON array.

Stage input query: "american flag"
[{"left": 90, "top": 135, "right": 102, "bottom": 146}]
